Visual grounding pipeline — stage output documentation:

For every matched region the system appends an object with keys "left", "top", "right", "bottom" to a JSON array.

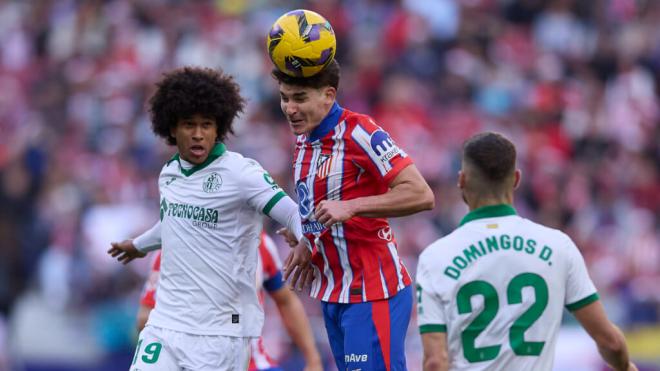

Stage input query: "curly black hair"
[
  {"left": 148, "top": 67, "right": 246, "bottom": 145},
  {"left": 271, "top": 59, "right": 340, "bottom": 90}
]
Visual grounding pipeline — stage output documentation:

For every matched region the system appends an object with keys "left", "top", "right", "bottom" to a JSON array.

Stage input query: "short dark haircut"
[
  {"left": 148, "top": 66, "right": 245, "bottom": 145},
  {"left": 463, "top": 132, "right": 517, "bottom": 183},
  {"left": 271, "top": 59, "right": 340, "bottom": 90}
]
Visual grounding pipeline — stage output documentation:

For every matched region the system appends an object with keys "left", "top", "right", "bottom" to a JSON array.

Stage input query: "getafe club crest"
[
  {"left": 202, "top": 172, "right": 222, "bottom": 193},
  {"left": 316, "top": 154, "right": 333, "bottom": 179}
]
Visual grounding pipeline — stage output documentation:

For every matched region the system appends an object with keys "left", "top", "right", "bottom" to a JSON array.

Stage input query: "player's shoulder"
[
  {"left": 343, "top": 109, "right": 381, "bottom": 133},
  {"left": 518, "top": 216, "right": 574, "bottom": 246},
  {"left": 218, "top": 151, "right": 265, "bottom": 172}
]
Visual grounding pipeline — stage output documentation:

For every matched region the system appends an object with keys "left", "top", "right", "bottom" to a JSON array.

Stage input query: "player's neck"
[{"left": 467, "top": 194, "right": 513, "bottom": 211}]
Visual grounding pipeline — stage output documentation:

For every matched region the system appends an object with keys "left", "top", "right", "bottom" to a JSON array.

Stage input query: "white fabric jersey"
[
  {"left": 145, "top": 143, "right": 296, "bottom": 338},
  {"left": 416, "top": 205, "right": 598, "bottom": 371}
]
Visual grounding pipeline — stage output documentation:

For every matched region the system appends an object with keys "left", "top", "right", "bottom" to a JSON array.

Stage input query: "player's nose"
[{"left": 285, "top": 102, "right": 298, "bottom": 116}]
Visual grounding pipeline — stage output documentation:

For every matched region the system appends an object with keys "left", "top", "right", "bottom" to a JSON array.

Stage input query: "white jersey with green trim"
[
  {"left": 416, "top": 204, "right": 598, "bottom": 371},
  {"left": 146, "top": 143, "right": 290, "bottom": 337}
]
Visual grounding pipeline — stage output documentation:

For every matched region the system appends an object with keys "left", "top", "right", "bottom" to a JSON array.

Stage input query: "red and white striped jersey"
[
  {"left": 293, "top": 102, "right": 413, "bottom": 303},
  {"left": 140, "top": 233, "right": 284, "bottom": 370}
]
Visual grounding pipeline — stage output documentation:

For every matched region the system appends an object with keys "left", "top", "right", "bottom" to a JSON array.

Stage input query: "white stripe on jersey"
[
  {"left": 361, "top": 276, "right": 367, "bottom": 302},
  {"left": 316, "top": 238, "right": 335, "bottom": 301},
  {"left": 351, "top": 124, "right": 392, "bottom": 176},
  {"left": 328, "top": 121, "right": 353, "bottom": 303},
  {"left": 294, "top": 138, "right": 306, "bottom": 183},
  {"left": 307, "top": 142, "right": 322, "bottom": 218},
  {"left": 386, "top": 241, "right": 406, "bottom": 291},
  {"left": 379, "top": 264, "right": 390, "bottom": 299},
  {"left": 310, "top": 265, "right": 322, "bottom": 298}
]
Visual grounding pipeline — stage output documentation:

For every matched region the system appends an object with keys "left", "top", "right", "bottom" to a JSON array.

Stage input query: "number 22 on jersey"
[{"left": 458, "top": 272, "right": 548, "bottom": 363}]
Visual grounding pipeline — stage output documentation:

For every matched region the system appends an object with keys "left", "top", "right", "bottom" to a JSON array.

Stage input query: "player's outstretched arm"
[
  {"left": 314, "top": 164, "right": 434, "bottom": 227},
  {"left": 573, "top": 301, "right": 637, "bottom": 371},
  {"left": 108, "top": 221, "right": 162, "bottom": 264},
  {"left": 107, "top": 239, "right": 146, "bottom": 264},
  {"left": 421, "top": 332, "right": 449, "bottom": 371},
  {"left": 269, "top": 287, "right": 322, "bottom": 371}
]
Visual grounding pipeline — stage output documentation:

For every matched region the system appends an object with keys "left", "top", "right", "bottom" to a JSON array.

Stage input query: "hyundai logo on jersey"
[
  {"left": 296, "top": 181, "right": 313, "bottom": 218},
  {"left": 370, "top": 130, "right": 399, "bottom": 162}
]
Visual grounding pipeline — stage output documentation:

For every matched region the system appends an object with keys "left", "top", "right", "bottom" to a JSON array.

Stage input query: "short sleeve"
[
  {"left": 416, "top": 252, "right": 447, "bottom": 333},
  {"left": 240, "top": 159, "right": 288, "bottom": 216},
  {"left": 563, "top": 236, "right": 599, "bottom": 311},
  {"left": 139, "top": 252, "right": 161, "bottom": 308},
  {"left": 349, "top": 117, "right": 413, "bottom": 184}
]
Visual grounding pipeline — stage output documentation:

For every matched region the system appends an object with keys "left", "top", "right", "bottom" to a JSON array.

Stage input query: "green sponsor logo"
[
  {"left": 263, "top": 172, "right": 280, "bottom": 191},
  {"left": 162, "top": 200, "right": 218, "bottom": 223},
  {"left": 160, "top": 198, "right": 168, "bottom": 221}
]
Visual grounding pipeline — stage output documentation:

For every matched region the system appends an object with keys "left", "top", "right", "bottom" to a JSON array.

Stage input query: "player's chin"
[{"left": 288, "top": 121, "right": 307, "bottom": 135}]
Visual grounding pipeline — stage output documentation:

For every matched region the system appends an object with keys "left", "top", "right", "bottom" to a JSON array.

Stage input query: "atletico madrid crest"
[{"left": 316, "top": 154, "right": 333, "bottom": 179}]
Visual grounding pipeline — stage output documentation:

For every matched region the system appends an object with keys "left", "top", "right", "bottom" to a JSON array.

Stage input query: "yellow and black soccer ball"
[{"left": 266, "top": 9, "right": 336, "bottom": 77}]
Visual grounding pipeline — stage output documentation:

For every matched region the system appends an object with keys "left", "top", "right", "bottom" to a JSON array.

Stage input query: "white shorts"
[{"left": 130, "top": 325, "right": 250, "bottom": 371}]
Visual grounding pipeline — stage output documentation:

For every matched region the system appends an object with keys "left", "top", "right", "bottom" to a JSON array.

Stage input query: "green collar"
[
  {"left": 459, "top": 204, "right": 517, "bottom": 226},
  {"left": 168, "top": 142, "right": 226, "bottom": 177}
]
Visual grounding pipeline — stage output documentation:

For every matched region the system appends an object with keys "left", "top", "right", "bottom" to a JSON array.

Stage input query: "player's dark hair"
[
  {"left": 148, "top": 66, "right": 245, "bottom": 145},
  {"left": 463, "top": 132, "right": 517, "bottom": 183},
  {"left": 271, "top": 59, "right": 340, "bottom": 90}
]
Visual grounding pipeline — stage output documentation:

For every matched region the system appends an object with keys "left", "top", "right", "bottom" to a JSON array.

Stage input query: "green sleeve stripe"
[
  {"left": 566, "top": 293, "right": 600, "bottom": 311},
  {"left": 262, "top": 191, "right": 286, "bottom": 216},
  {"left": 419, "top": 324, "right": 447, "bottom": 334}
]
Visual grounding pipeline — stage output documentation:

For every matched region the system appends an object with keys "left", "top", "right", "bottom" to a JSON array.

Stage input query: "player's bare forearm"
[
  {"left": 573, "top": 301, "right": 634, "bottom": 371},
  {"left": 271, "top": 288, "right": 322, "bottom": 369},
  {"left": 596, "top": 325, "right": 634, "bottom": 371},
  {"left": 314, "top": 165, "right": 434, "bottom": 226},
  {"left": 421, "top": 332, "right": 449, "bottom": 371},
  {"left": 347, "top": 165, "right": 434, "bottom": 218}
]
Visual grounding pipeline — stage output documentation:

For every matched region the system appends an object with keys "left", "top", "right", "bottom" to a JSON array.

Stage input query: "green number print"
[
  {"left": 457, "top": 281, "right": 501, "bottom": 362},
  {"left": 507, "top": 273, "right": 548, "bottom": 355},
  {"left": 457, "top": 273, "right": 549, "bottom": 362},
  {"left": 141, "top": 342, "right": 162, "bottom": 364}
]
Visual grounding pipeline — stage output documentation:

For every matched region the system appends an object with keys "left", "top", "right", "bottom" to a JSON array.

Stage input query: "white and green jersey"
[
  {"left": 416, "top": 204, "right": 598, "bottom": 371},
  {"left": 138, "top": 143, "right": 298, "bottom": 338}
]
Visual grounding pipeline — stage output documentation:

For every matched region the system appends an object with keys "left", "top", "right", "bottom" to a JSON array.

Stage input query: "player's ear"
[
  {"left": 513, "top": 169, "right": 521, "bottom": 189},
  {"left": 323, "top": 86, "right": 336, "bottom": 102},
  {"left": 458, "top": 170, "right": 466, "bottom": 190}
]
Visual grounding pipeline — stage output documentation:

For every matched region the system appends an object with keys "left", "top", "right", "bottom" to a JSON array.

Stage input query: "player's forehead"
[
  {"left": 178, "top": 114, "right": 215, "bottom": 123},
  {"left": 278, "top": 83, "right": 316, "bottom": 97}
]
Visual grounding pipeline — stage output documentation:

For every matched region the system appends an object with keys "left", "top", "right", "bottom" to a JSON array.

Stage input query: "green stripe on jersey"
[
  {"left": 262, "top": 191, "right": 286, "bottom": 216},
  {"left": 420, "top": 324, "right": 447, "bottom": 334},
  {"left": 170, "top": 143, "right": 227, "bottom": 177},
  {"left": 565, "top": 293, "right": 599, "bottom": 311},
  {"left": 459, "top": 204, "right": 517, "bottom": 226}
]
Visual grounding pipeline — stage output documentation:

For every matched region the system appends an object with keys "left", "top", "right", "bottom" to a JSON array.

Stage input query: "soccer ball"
[{"left": 267, "top": 9, "right": 336, "bottom": 78}]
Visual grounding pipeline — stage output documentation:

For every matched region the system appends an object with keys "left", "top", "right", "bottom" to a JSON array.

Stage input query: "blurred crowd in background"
[{"left": 0, "top": 0, "right": 658, "bottom": 370}]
